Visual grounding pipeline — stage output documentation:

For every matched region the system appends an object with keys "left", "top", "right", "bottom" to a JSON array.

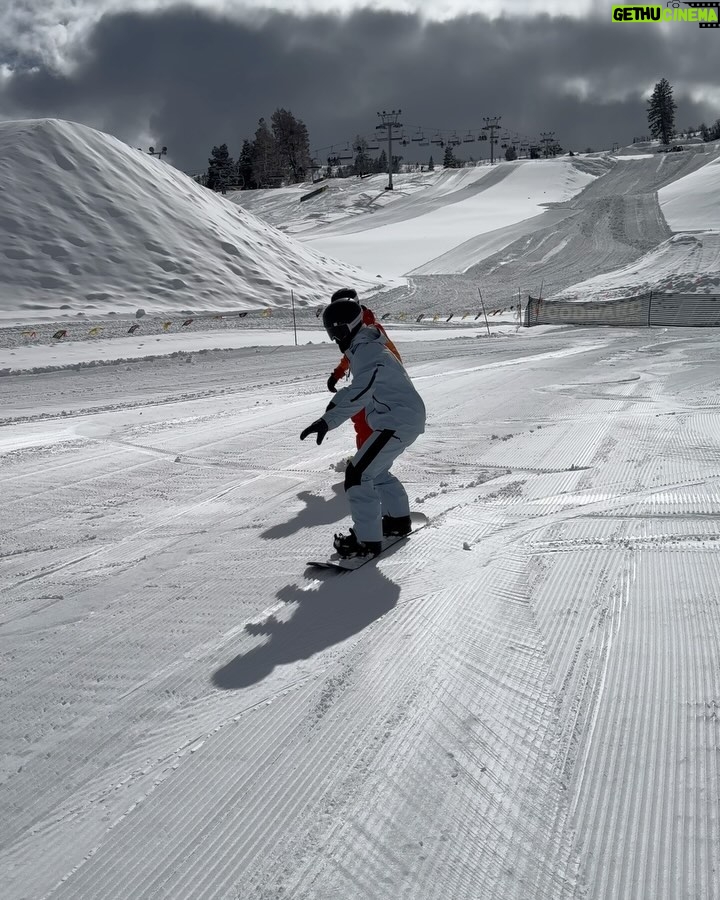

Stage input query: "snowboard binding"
[{"left": 333, "top": 528, "right": 382, "bottom": 559}]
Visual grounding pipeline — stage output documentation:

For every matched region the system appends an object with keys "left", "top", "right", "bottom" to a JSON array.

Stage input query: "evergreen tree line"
[
  {"left": 343, "top": 137, "right": 406, "bottom": 178},
  {"left": 441, "top": 142, "right": 558, "bottom": 166},
  {"left": 684, "top": 120, "right": 720, "bottom": 142},
  {"left": 203, "top": 108, "right": 311, "bottom": 191},
  {"left": 197, "top": 84, "right": 719, "bottom": 194}
]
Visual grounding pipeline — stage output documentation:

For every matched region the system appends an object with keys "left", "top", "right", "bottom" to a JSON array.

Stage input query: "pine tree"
[
  {"left": 443, "top": 145, "right": 458, "bottom": 168},
  {"left": 647, "top": 78, "right": 677, "bottom": 146},
  {"left": 505, "top": 145, "right": 518, "bottom": 161},
  {"left": 237, "top": 139, "right": 255, "bottom": 189},
  {"left": 271, "top": 108, "right": 311, "bottom": 183},
  {"left": 251, "top": 118, "right": 277, "bottom": 188},
  {"left": 428, "top": 155, "right": 435, "bottom": 171},
  {"left": 352, "top": 136, "right": 373, "bottom": 177},
  {"left": 374, "top": 149, "right": 387, "bottom": 174},
  {"left": 206, "top": 143, "right": 235, "bottom": 192}
]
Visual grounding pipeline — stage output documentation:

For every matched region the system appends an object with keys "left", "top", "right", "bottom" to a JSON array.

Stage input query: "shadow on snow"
[
  {"left": 260, "top": 481, "right": 347, "bottom": 539},
  {"left": 211, "top": 563, "right": 401, "bottom": 690}
]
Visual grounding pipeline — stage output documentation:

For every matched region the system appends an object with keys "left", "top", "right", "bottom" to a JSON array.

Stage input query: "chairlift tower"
[
  {"left": 376, "top": 109, "right": 403, "bottom": 190},
  {"left": 482, "top": 117, "right": 501, "bottom": 164},
  {"left": 540, "top": 131, "right": 556, "bottom": 158}
]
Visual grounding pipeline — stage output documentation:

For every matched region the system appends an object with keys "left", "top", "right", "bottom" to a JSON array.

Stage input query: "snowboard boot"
[
  {"left": 382, "top": 514, "right": 412, "bottom": 538},
  {"left": 333, "top": 528, "right": 382, "bottom": 559}
]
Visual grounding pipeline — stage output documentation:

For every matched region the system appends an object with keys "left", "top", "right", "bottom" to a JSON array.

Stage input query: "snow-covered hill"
[
  {"left": 1, "top": 120, "right": 718, "bottom": 326},
  {"left": 3, "top": 122, "right": 720, "bottom": 900},
  {"left": 0, "top": 119, "right": 386, "bottom": 321}
]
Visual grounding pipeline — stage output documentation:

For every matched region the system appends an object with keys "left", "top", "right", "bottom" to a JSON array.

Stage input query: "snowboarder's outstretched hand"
[
  {"left": 300, "top": 418, "right": 329, "bottom": 445},
  {"left": 327, "top": 374, "right": 339, "bottom": 393}
]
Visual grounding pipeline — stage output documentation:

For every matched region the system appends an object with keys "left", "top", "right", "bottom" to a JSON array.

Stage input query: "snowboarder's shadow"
[
  {"left": 261, "top": 481, "right": 347, "bottom": 540},
  {"left": 212, "top": 567, "right": 401, "bottom": 690}
]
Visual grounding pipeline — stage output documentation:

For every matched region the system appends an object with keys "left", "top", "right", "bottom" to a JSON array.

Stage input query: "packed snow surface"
[{"left": 1, "top": 120, "right": 720, "bottom": 900}]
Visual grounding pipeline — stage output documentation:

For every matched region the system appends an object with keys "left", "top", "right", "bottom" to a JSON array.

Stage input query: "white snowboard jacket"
[{"left": 322, "top": 327, "right": 426, "bottom": 440}]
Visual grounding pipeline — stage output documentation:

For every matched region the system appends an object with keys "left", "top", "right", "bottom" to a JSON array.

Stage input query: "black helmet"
[
  {"left": 322, "top": 298, "right": 363, "bottom": 351},
  {"left": 330, "top": 287, "right": 358, "bottom": 303}
]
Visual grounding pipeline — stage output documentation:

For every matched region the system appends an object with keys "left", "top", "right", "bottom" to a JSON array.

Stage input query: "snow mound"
[
  {"left": 659, "top": 154, "right": 720, "bottom": 231},
  {"left": 0, "top": 119, "right": 386, "bottom": 321},
  {"left": 549, "top": 232, "right": 720, "bottom": 302}
]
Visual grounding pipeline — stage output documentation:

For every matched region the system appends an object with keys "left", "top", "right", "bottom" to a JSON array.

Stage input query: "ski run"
[{"left": 1, "top": 120, "right": 720, "bottom": 899}]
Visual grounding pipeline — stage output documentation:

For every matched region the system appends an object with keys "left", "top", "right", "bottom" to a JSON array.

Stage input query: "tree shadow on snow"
[
  {"left": 260, "top": 481, "right": 347, "bottom": 540},
  {"left": 211, "top": 563, "right": 401, "bottom": 691}
]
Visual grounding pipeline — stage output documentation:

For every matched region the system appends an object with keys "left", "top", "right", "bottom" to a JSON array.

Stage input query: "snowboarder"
[
  {"left": 300, "top": 294, "right": 426, "bottom": 558},
  {"left": 325, "top": 287, "right": 403, "bottom": 449}
]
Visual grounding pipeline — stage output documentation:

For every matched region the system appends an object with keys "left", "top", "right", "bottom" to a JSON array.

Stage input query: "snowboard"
[{"left": 306, "top": 512, "right": 429, "bottom": 573}]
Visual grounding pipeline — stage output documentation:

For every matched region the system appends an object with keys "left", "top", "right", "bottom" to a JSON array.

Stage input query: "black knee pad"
[{"left": 344, "top": 461, "right": 362, "bottom": 491}]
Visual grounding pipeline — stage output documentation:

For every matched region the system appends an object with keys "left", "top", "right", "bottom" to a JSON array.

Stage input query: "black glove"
[
  {"left": 327, "top": 374, "right": 339, "bottom": 393},
  {"left": 300, "top": 418, "right": 329, "bottom": 445}
]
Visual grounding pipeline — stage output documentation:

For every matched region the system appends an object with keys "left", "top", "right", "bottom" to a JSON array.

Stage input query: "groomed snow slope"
[
  {"left": 233, "top": 147, "right": 720, "bottom": 307},
  {"left": 2, "top": 328, "right": 720, "bottom": 899},
  {"left": 0, "top": 119, "right": 386, "bottom": 320},
  {"left": 2, "top": 125, "right": 720, "bottom": 900},
  {"left": 281, "top": 160, "right": 597, "bottom": 276}
]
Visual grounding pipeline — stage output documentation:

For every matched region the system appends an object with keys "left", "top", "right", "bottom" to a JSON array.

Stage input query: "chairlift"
[
  {"left": 479, "top": 133, "right": 488, "bottom": 141},
  {"left": 419, "top": 137, "right": 430, "bottom": 146},
  {"left": 448, "top": 132, "right": 461, "bottom": 147},
  {"left": 411, "top": 129, "right": 425, "bottom": 143},
  {"left": 430, "top": 132, "right": 444, "bottom": 145},
  {"left": 463, "top": 131, "right": 475, "bottom": 143}
]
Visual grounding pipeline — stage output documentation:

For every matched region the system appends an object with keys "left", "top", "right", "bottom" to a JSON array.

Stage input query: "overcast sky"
[{"left": 1, "top": 0, "right": 718, "bottom": 173}]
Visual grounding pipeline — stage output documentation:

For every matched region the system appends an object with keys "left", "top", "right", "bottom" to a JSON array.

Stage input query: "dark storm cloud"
[{"left": 1, "top": 5, "right": 718, "bottom": 171}]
